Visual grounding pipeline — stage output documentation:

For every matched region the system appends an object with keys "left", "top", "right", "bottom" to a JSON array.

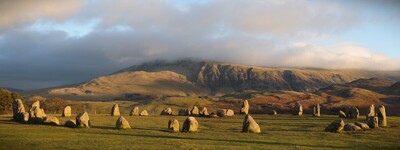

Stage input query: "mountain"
[
  {"left": 27, "top": 60, "right": 400, "bottom": 100},
  {"left": 0, "top": 87, "right": 25, "bottom": 93},
  {"left": 319, "top": 78, "right": 399, "bottom": 96}
]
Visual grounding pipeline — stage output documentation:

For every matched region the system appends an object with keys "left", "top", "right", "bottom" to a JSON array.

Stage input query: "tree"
[
  {"left": 0, "top": 89, "right": 25, "bottom": 114},
  {"left": 28, "top": 95, "right": 46, "bottom": 103},
  {"left": 41, "top": 97, "right": 68, "bottom": 114}
]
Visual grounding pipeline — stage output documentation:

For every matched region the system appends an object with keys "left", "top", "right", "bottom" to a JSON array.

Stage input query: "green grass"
[{"left": 0, "top": 114, "right": 399, "bottom": 149}]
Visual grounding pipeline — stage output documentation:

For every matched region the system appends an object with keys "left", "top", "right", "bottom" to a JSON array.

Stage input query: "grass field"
[{"left": 0, "top": 114, "right": 399, "bottom": 150}]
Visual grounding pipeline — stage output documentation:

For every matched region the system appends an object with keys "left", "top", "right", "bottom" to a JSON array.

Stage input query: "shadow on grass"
[
  {"left": 0, "top": 120, "right": 18, "bottom": 125},
  {"left": 91, "top": 125, "right": 116, "bottom": 130},
  {"left": 133, "top": 127, "right": 168, "bottom": 132},
  {"left": 92, "top": 132, "right": 352, "bottom": 149}
]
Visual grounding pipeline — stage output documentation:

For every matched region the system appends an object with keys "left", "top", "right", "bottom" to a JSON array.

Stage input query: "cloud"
[
  {"left": 0, "top": 0, "right": 399, "bottom": 89},
  {"left": 278, "top": 44, "right": 400, "bottom": 70},
  {"left": 0, "top": 0, "right": 83, "bottom": 31}
]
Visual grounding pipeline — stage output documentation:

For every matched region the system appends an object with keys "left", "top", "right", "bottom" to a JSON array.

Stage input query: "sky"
[{"left": 0, "top": 0, "right": 400, "bottom": 90}]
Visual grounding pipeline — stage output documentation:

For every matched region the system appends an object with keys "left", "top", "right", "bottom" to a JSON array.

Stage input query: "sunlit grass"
[{"left": 0, "top": 114, "right": 399, "bottom": 149}]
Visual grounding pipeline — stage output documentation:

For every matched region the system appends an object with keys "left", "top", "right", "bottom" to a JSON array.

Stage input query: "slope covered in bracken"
[{"left": 33, "top": 60, "right": 400, "bottom": 100}]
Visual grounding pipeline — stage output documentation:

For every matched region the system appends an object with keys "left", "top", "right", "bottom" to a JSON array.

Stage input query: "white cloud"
[
  {"left": 0, "top": 0, "right": 399, "bottom": 89},
  {"left": 0, "top": 0, "right": 83, "bottom": 31}
]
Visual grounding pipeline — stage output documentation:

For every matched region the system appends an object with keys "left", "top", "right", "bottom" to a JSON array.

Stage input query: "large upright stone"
[
  {"left": 226, "top": 109, "right": 234, "bottom": 116},
  {"left": 190, "top": 106, "right": 199, "bottom": 116},
  {"left": 367, "top": 116, "right": 379, "bottom": 128},
  {"left": 377, "top": 105, "right": 387, "bottom": 127},
  {"left": 178, "top": 109, "right": 191, "bottom": 116},
  {"left": 313, "top": 103, "right": 320, "bottom": 117},
  {"left": 270, "top": 110, "right": 278, "bottom": 115},
  {"left": 366, "top": 104, "right": 375, "bottom": 120},
  {"left": 139, "top": 110, "right": 148, "bottom": 116},
  {"left": 19, "top": 112, "right": 29, "bottom": 122},
  {"left": 339, "top": 110, "right": 347, "bottom": 118},
  {"left": 30, "top": 101, "right": 40, "bottom": 111},
  {"left": 346, "top": 106, "right": 359, "bottom": 118},
  {"left": 168, "top": 119, "right": 179, "bottom": 132},
  {"left": 324, "top": 119, "right": 345, "bottom": 133},
  {"left": 200, "top": 107, "right": 209, "bottom": 116},
  {"left": 62, "top": 106, "right": 71, "bottom": 117},
  {"left": 29, "top": 107, "right": 46, "bottom": 124},
  {"left": 293, "top": 102, "right": 303, "bottom": 116},
  {"left": 217, "top": 109, "right": 234, "bottom": 117},
  {"left": 217, "top": 109, "right": 226, "bottom": 117},
  {"left": 116, "top": 116, "right": 131, "bottom": 129},
  {"left": 76, "top": 112, "right": 90, "bottom": 128},
  {"left": 130, "top": 107, "right": 139, "bottom": 116},
  {"left": 43, "top": 116, "right": 60, "bottom": 126},
  {"left": 12, "top": 99, "right": 28, "bottom": 122},
  {"left": 182, "top": 117, "right": 198, "bottom": 132},
  {"left": 240, "top": 100, "right": 249, "bottom": 115},
  {"left": 111, "top": 104, "right": 120, "bottom": 116},
  {"left": 242, "top": 114, "right": 261, "bottom": 133},
  {"left": 12, "top": 99, "right": 25, "bottom": 120},
  {"left": 160, "top": 107, "right": 173, "bottom": 115}
]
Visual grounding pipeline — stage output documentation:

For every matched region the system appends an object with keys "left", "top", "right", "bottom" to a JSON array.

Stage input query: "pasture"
[{"left": 0, "top": 114, "right": 399, "bottom": 149}]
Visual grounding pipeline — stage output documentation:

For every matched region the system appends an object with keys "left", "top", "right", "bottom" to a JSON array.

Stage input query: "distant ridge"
[
  {"left": 0, "top": 87, "right": 25, "bottom": 93},
  {"left": 25, "top": 59, "right": 400, "bottom": 100}
]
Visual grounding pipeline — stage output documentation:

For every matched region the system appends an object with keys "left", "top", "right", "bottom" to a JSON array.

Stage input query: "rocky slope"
[{"left": 34, "top": 60, "right": 400, "bottom": 100}]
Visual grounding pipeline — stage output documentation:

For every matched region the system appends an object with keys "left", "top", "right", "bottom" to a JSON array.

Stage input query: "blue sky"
[{"left": 0, "top": 0, "right": 399, "bottom": 89}]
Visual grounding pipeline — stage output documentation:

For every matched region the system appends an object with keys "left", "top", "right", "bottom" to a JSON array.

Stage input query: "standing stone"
[
  {"left": 111, "top": 104, "right": 120, "bottom": 116},
  {"left": 344, "top": 123, "right": 362, "bottom": 131},
  {"left": 116, "top": 116, "right": 131, "bottom": 129},
  {"left": 313, "top": 103, "right": 320, "bottom": 117},
  {"left": 64, "top": 120, "right": 76, "bottom": 128},
  {"left": 217, "top": 109, "right": 227, "bottom": 117},
  {"left": 240, "top": 100, "right": 249, "bottom": 115},
  {"left": 168, "top": 119, "right": 179, "bottom": 132},
  {"left": 217, "top": 109, "right": 234, "bottom": 117},
  {"left": 367, "top": 116, "right": 379, "bottom": 128},
  {"left": 182, "top": 117, "right": 198, "bottom": 132},
  {"left": 377, "top": 105, "right": 387, "bottom": 127},
  {"left": 339, "top": 110, "right": 347, "bottom": 118},
  {"left": 346, "top": 106, "right": 359, "bottom": 118},
  {"left": 178, "top": 109, "right": 191, "bottom": 116},
  {"left": 43, "top": 116, "right": 60, "bottom": 126},
  {"left": 139, "top": 110, "right": 148, "bottom": 116},
  {"left": 324, "top": 119, "right": 345, "bottom": 133},
  {"left": 30, "top": 101, "right": 40, "bottom": 111},
  {"left": 160, "top": 107, "right": 173, "bottom": 115},
  {"left": 19, "top": 112, "right": 29, "bottom": 122},
  {"left": 242, "top": 114, "right": 261, "bottom": 133},
  {"left": 293, "top": 102, "right": 303, "bottom": 116},
  {"left": 354, "top": 122, "right": 370, "bottom": 130},
  {"left": 190, "top": 106, "right": 199, "bottom": 116},
  {"left": 12, "top": 99, "right": 25, "bottom": 120},
  {"left": 226, "top": 109, "right": 234, "bottom": 116},
  {"left": 62, "top": 106, "right": 71, "bottom": 117},
  {"left": 29, "top": 107, "right": 46, "bottom": 124},
  {"left": 76, "top": 112, "right": 90, "bottom": 128},
  {"left": 130, "top": 107, "right": 140, "bottom": 116},
  {"left": 270, "top": 110, "right": 278, "bottom": 115},
  {"left": 200, "top": 107, "right": 209, "bottom": 116},
  {"left": 366, "top": 104, "right": 375, "bottom": 120}
]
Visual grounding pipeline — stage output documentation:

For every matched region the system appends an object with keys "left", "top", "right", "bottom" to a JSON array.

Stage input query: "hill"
[
  {"left": 0, "top": 87, "right": 25, "bottom": 93},
  {"left": 25, "top": 60, "right": 400, "bottom": 100}
]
